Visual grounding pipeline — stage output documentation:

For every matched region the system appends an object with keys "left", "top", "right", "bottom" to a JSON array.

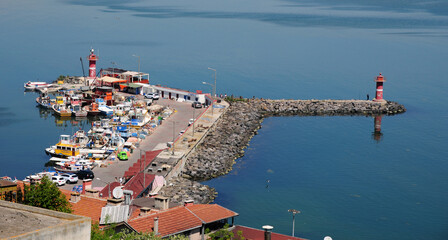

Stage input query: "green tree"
[
  {"left": 91, "top": 222, "right": 189, "bottom": 240},
  {"left": 208, "top": 224, "right": 244, "bottom": 240},
  {"left": 22, "top": 176, "right": 72, "bottom": 213}
]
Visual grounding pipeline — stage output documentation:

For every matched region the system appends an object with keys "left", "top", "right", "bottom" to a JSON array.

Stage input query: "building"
[
  {"left": 100, "top": 68, "right": 149, "bottom": 84},
  {"left": 127, "top": 201, "right": 239, "bottom": 240},
  {"left": 0, "top": 200, "right": 90, "bottom": 240},
  {"left": 0, "top": 179, "right": 17, "bottom": 201}
]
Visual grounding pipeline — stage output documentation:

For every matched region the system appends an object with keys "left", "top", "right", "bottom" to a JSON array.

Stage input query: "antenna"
[{"left": 112, "top": 187, "right": 124, "bottom": 199}]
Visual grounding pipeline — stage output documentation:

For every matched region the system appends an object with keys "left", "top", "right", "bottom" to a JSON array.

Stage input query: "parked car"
[
  {"left": 152, "top": 93, "right": 160, "bottom": 100},
  {"left": 144, "top": 93, "right": 154, "bottom": 99},
  {"left": 76, "top": 170, "right": 94, "bottom": 180},
  {"left": 192, "top": 101, "right": 202, "bottom": 108},
  {"left": 188, "top": 119, "right": 195, "bottom": 126},
  {"left": 52, "top": 175, "right": 66, "bottom": 186},
  {"left": 117, "top": 151, "right": 129, "bottom": 161},
  {"left": 60, "top": 173, "right": 78, "bottom": 184}
]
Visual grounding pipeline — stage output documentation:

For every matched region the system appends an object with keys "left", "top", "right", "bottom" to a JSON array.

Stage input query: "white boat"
[
  {"left": 98, "top": 103, "right": 114, "bottom": 116},
  {"left": 71, "top": 104, "right": 88, "bottom": 117},
  {"left": 24, "top": 81, "right": 52, "bottom": 90}
]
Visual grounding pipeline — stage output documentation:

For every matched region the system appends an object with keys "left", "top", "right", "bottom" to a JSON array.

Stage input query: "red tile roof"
[
  {"left": 129, "top": 206, "right": 202, "bottom": 237},
  {"left": 99, "top": 182, "right": 122, "bottom": 198},
  {"left": 186, "top": 204, "right": 239, "bottom": 223},
  {"left": 128, "top": 204, "right": 238, "bottom": 237},
  {"left": 99, "top": 172, "right": 155, "bottom": 199},
  {"left": 124, "top": 172, "right": 155, "bottom": 199},
  {"left": 232, "top": 225, "right": 308, "bottom": 240},
  {"left": 61, "top": 189, "right": 107, "bottom": 223}
]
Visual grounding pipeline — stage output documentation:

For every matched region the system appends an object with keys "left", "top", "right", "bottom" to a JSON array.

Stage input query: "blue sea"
[{"left": 1, "top": 0, "right": 447, "bottom": 239}]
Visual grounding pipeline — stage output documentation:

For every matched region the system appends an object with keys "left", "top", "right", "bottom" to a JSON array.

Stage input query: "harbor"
[
  {"left": 2, "top": 0, "right": 448, "bottom": 237},
  {"left": 18, "top": 53, "right": 406, "bottom": 205}
]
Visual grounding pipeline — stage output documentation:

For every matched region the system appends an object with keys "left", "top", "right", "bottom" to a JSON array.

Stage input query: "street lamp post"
[
  {"left": 202, "top": 81, "right": 215, "bottom": 116},
  {"left": 208, "top": 67, "right": 216, "bottom": 98},
  {"left": 96, "top": 177, "right": 111, "bottom": 198},
  {"left": 132, "top": 54, "right": 141, "bottom": 82},
  {"left": 288, "top": 209, "right": 301, "bottom": 237},
  {"left": 192, "top": 106, "right": 195, "bottom": 137}
]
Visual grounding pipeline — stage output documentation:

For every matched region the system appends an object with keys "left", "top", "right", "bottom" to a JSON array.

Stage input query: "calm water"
[{"left": 1, "top": 0, "right": 447, "bottom": 239}]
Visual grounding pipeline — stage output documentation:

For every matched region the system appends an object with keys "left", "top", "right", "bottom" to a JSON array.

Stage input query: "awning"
[
  {"left": 98, "top": 76, "right": 127, "bottom": 84},
  {"left": 120, "top": 83, "right": 143, "bottom": 88}
]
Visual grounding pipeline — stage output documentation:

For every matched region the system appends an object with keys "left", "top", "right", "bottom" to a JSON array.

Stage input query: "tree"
[
  {"left": 22, "top": 176, "right": 72, "bottom": 213},
  {"left": 208, "top": 224, "right": 244, "bottom": 240},
  {"left": 91, "top": 223, "right": 189, "bottom": 240}
]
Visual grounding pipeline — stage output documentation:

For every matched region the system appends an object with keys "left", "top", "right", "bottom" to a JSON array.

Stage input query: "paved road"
[{"left": 60, "top": 98, "right": 206, "bottom": 190}]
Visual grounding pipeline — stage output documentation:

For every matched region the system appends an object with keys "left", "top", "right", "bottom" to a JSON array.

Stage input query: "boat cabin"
[
  {"left": 56, "top": 96, "right": 65, "bottom": 105},
  {"left": 55, "top": 135, "right": 80, "bottom": 157}
]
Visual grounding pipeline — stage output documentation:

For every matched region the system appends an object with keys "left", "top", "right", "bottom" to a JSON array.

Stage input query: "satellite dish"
[{"left": 112, "top": 187, "right": 124, "bottom": 199}]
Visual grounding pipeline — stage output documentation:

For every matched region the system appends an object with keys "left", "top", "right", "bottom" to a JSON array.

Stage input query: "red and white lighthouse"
[
  {"left": 87, "top": 48, "right": 98, "bottom": 79},
  {"left": 373, "top": 73, "right": 386, "bottom": 102}
]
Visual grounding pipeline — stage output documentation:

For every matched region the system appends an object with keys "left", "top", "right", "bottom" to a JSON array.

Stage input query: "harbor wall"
[{"left": 182, "top": 99, "right": 406, "bottom": 181}]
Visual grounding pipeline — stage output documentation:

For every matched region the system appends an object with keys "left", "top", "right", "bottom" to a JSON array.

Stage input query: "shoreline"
[{"left": 161, "top": 98, "right": 406, "bottom": 203}]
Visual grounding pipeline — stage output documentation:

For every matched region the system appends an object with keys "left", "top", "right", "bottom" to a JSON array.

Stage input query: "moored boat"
[
  {"left": 36, "top": 93, "right": 53, "bottom": 109},
  {"left": 71, "top": 104, "right": 88, "bottom": 117},
  {"left": 52, "top": 104, "right": 72, "bottom": 117},
  {"left": 45, "top": 135, "right": 80, "bottom": 158},
  {"left": 24, "top": 81, "right": 52, "bottom": 90},
  {"left": 83, "top": 102, "right": 101, "bottom": 115}
]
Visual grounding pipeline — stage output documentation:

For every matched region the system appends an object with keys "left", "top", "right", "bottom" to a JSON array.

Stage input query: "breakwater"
[{"left": 183, "top": 99, "right": 406, "bottom": 181}]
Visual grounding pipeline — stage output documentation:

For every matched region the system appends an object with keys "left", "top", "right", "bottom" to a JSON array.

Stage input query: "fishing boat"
[
  {"left": 54, "top": 163, "right": 87, "bottom": 173},
  {"left": 45, "top": 135, "right": 80, "bottom": 158},
  {"left": 83, "top": 102, "right": 101, "bottom": 115},
  {"left": 127, "top": 108, "right": 152, "bottom": 129},
  {"left": 36, "top": 93, "right": 52, "bottom": 109},
  {"left": 24, "top": 81, "right": 52, "bottom": 90},
  {"left": 52, "top": 104, "right": 72, "bottom": 117},
  {"left": 98, "top": 102, "right": 114, "bottom": 116},
  {"left": 71, "top": 104, "right": 88, "bottom": 117},
  {"left": 116, "top": 125, "right": 131, "bottom": 139},
  {"left": 70, "top": 96, "right": 82, "bottom": 106}
]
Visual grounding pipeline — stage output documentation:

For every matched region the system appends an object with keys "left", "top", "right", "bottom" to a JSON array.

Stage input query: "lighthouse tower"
[
  {"left": 373, "top": 73, "right": 386, "bottom": 102},
  {"left": 87, "top": 48, "right": 98, "bottom": 79}
]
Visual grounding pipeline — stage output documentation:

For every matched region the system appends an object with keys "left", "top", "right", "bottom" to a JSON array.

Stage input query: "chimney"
[
  {"left": 107, "top": 198, "right": 123, "bottom": 206},
  {"left": 85, "top": 188, "right": 99, "bottom": 198},
  {"left": 140, "top": 207, "right": 151, "bottom": 216},
  {"left": 262, "top": 225, "right": 273, "bottom": 240},
  {"left": 70, "top": 192, "right": 81, "bottom": 203},
  {"left": 184, "top": 199, "right": 194, "bottom": 207},
  {"left": 123, "top": 190, "right": 133, "bottom": 205},
  {"left": 154, "top": 196, "right": 169, "bottom": 210},
  {"left": 82, "top": 179, "right": 92, "bottom": 194},
  {"left": 154, "top": 217, "right": 159, "bottom": 235}
]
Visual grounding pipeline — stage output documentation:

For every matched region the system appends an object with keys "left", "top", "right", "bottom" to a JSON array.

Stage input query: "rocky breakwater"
[
  {"left": 183, "top": 99, "right": 406, "bottom": 181},
  {"left": 158, "top": 176, "right": 217, "bottom": 204}
]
